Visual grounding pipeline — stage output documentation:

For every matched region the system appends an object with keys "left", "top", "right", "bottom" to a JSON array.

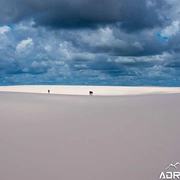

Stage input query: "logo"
[{"left": 159, "top": 162, "right": 180, "bottom": 179}]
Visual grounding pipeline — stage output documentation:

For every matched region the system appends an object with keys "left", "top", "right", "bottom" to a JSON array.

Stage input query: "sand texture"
[{"left": 0, "top": 92, "right": 180, "bottom": 180}]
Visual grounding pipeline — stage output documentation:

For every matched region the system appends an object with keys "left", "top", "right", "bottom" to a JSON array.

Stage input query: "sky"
[{"left": 0, "top": 0, "right": 180, "bottom": 86}]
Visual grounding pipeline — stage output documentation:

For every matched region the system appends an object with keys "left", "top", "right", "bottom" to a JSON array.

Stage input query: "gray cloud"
[
  {"left": 0, "top": 0, "right": 180, "bottom": 86},
  {"left": 0, "top": 0, "right": 167, "bottom": 31}
]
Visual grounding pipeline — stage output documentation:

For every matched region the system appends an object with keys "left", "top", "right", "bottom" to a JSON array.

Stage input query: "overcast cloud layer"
[{"left": 0, "top": 0, "right": 180, "bottom": 86}]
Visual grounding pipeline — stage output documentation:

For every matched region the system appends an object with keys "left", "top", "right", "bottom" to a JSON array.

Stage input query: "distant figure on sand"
[
  {"left": 89, "top": 91, "right": 93, "bottom": 95},
  {"left": 48, "top": 89, "right": 50, "bottom": 94}
]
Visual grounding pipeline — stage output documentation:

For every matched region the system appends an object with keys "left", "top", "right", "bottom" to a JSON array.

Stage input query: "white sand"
[
  {"left": 0, "top": 92, "right": 180, "bottom": 180},
  {"left": 0, "top": 85, "right": 180, "bottom": 95}
]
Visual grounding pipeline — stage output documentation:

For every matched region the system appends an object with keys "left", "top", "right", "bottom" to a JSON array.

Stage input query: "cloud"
[
  {"left": 160, "top": 21, "right": 180, "bottom": 38},
  {"left": 44, "top": 45, "right": 52, "bottom": 52},
  {"left": 75, "top": 27, "right": 166, "bottom": 56},
  {"left": 16, "top": 38, "right": 33, "bottom": 52},
  {"left": 22, "top": 61, "right": 49, "bottom": 74},
  {"left": 132, "top": 42, "right": 144, "bottom": 51},
  {"left": 0, "top": 0, "right": 180, "bottom": 86},
  {"left": 0, "top": 0, "right": 167, "bottom": 31},
  {"left": 0, "top": 25, "right": 11, "bottom": 34}
]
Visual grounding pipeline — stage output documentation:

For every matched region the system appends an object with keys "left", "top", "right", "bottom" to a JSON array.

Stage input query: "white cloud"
[
  {"left": 115, "top": 57, "right": 135, "bottom": 63},
  {"left": 132, "top": 42, "right": 144, "bottom": 51},
  {"left": 99, "top": 28, "right": 115, "bottom": 43},
  {"left": 72, "top": 52, "right": 95, "bottom": 61},
  {"left": 160, "top": 21, "right": 180, "bottom": 37},
  {"left": 15, "top": 23, "right": 29, "bottom": 31},
  {"left": 74, "top": 64, "right": 87, "bottom": 68},
  {"left": 44, "top": 45, "right": 52, "bottom": 52},
  {"left": 59, "top": 41, "right": 75, "bottom": 59},
  {"left": 16, "top": 38, "right": 33, "bottom": 52},
  {"left": 164, "top": 0, "right": 180, "bottom": 22},
  {"left": 0, "top": 26, "right": 10, "bottom": 34},
  {"left": 146, "top": 0, "right": 156, "bottom": 8},
  {"left": 79, "top": 27, "right": 127, "bottom": 50},
  {"left": 79, "top": 27, "right": 115, "bottom": 46},
  {"left": 107, "top": 58, "right": 113, "bottom": 62},
  {"left": 31, "top": 61, "right": 47, "bottom": 68}
]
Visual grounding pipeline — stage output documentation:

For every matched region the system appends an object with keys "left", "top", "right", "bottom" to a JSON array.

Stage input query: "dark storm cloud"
[
  {"left": 90, "top": 40, "right": 166, "bottom": 57},
  {"left": 0, "top": 56, "right": 23, "bottom": 75},
  {"left": 73, "top": 27, "right": 168, "bottom": 57},
  {"left": 84, "top": 57, "right": 160, "bottom": 78},
  {"left": 0, "top": 0, "right": 167, "bottom": 30},
  {"left": 89, "top": 60, "right": 134, "bottom": 76},
  {"left": 0, "top": 58, "right": 49, "bottom": 75},
  {"left": 164, "top": 61, "right": 180, "bottom": 68},
  {"left": 119, "top": 0, "right": 168, "bottom": 32},
  {"left": 0, "top": 0, "right": 180, "bottom": 86}
]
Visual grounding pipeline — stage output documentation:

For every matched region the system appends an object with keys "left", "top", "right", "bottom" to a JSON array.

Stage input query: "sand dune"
[
  {"left": 0, "top": 85, "right": 180, "bottom": 95},
  {"left": 0, "top": 91, "right": 180, "bottom": 180}
]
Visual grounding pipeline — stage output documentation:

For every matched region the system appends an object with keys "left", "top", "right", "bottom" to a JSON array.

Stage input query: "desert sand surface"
[
  {"left": 1, "top": 85, "right": 180, "bottom": 95},
  {"left": 0, "top": 92, "right": 180, "bottom": 180}
]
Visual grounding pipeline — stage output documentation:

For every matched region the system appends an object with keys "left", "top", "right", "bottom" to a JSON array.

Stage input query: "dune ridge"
[{"left": 0, "top": 85, "right": 180, "bottom": 95}]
